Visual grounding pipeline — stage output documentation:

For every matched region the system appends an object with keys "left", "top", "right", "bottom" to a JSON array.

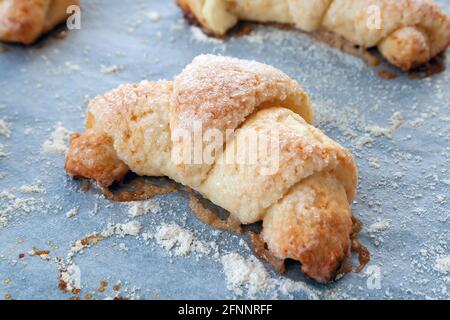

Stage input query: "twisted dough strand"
[
  {"left": 66, "top": 55, "right": 359, "bottom": 282},
  {"left": 177, "top": 0, "right": 450, "bottom": 70}
]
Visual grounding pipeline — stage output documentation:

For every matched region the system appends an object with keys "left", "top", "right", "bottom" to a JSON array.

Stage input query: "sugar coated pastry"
[
  {"left": 177, "top": 0, "right": 450, "bottom": 70},
  {"left": 65, "top": 55, "right": 362, "bottom": 283}
]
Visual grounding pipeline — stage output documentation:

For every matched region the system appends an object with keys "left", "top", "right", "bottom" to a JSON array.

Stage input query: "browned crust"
[
  {"left": 65, "top": 131, "right": 129, "bottom": 188},
  {"left": 176, "top": 0, "right": 198, "bottom": 27},
  {"left": 176, "top": 0, "right": 450, "bottom": 72},
  {"left": 175, "top": 1, "right": 381, "bottom": 68},
  {"left": 261, "top": 171, "right": 355, "bottom": 283},
  {"left": 0, "top": 0, "right": 48, "bottom": 44},
  {"left": 0, "top": 0, "right": 80, "bottom": 45},
  {"left": 176, "top": 0, "right": 225, "bottom": 38}
]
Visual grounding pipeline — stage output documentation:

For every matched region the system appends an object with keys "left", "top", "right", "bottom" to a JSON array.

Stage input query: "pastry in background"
[
  {"left": 177, "top": 0, "right": 450, "bottom": 70},
  {"left": 65, "top": 55, "right": 366, "bottom": 283},
  {"left": 0, "top": 0, "right": 80, "bottom": 44}
]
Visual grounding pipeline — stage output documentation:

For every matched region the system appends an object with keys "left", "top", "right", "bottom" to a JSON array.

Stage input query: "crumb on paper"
[
  {"left": 24, "top": 127, "right": 35, "bottom": 135},
  {"left": 83, "top": 95, "right": 91, "bottom": 105},
  {"left": 59, "top": 264, "right": 81, "bottom": 293},
  {"left": 100, "top": 65, "right": 124, "bottom": 74},
  {"left": 171, "top": 19, "right": 185, "bottom": 32},
  {"left": 413, "top": 208, "right": 427, "bottom": 216},
  {"left": 366, "top": 112, "right": 405, "bottom": 139},
  {"left": 68, "top": 221, "right": 142, "bottom": 258},
  {"left": 28, "top": 248, "right": 51, "bottom": 261},
  {"left": 221, "top": 252, "right": 272, "bottom": 298},
  {"left": 435, "top": 194, "right": 447, "bottom": 205},
  {"left": 61, "top": 220, "right": 143, "bottom": 293},
  {"left": 435, "top": 256, "right": 450, "bottom": 274},
  {"left": 66, "top": 208, "right": 78, "bottom": 218},
  {"left": 0, "top": 215, "right": 7, "bottom": 227},
  {"left": 0, "top": 119, "right": 12, "bottom": 137},
  {"left": 0, "top": 143, "right": 9, "bottom": 158},
  {"left": 41, "top": 124, "right": 71, "bottom": 155},
  {"left": 0, "top": 191, "right": 45, "bottom": 228},
  {"left": 368, "top": 157, "right": 381, "bottom": 169},
  {"left": 128, "top": 199, "right": 161, "bottom": 217},
  {"left": 154, "top": 223, "right": 210, "bottom": 257},
  {"left": 65, "top": 61, "right": 80, "bottom": 72},
  {"left": 221, "top": 252, "right": 319, "bottom": 300},
  {"left": 146, "top": 11, "right": 160, "bottom": 22},
  {"left": 368, "top": 219, "right": 391, "bottom": 233},
  {"left": 102, "top": 221, "right": 142, "bottom": 238},
  {"left": 19, "top": 180, "right": 46, "bottom": 194}
]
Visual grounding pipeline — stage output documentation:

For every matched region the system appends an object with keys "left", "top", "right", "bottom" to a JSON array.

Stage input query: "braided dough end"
[
  {"left": 65, "top": 131, "right": 129, "bottom": 188},
  {"left": 262, "top": 172, "right": 353, "bottom": 283},
  {"left": 379, "top": 27, "right": 431, "bottom": 71},
  {"left": 325, "top": 0, "right": 450, "bottom": 71}
]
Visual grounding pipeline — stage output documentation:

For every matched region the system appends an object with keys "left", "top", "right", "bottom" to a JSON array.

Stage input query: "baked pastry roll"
[
  {"left": 177, "top": 0, "right": 450, "bottom": 70},
  {"left": 0, "top": 0, "right": 79, "bottom": 44},
  {"left": 65, "top": 55, "right": 361, "bottom": 283}
]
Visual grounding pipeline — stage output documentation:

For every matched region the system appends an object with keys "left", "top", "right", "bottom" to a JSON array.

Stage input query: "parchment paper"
[{"left": 0, "top": 0, "right": 448, "bottom": 300}]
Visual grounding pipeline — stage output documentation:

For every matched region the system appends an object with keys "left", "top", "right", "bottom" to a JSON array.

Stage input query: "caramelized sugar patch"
[
  {"left": 235, "top": 23, "right": 253, "bottom": 37},
  {"left": 102, "top": 178, "right": 176, "bottom": 202},
  {"left": 350, "top": 216, "right": 370, "bottom": 273},
  {"left": 248, "top": 231, "right": 286, "bottom": 274},
  {"left": 58, "top": 270, "right": 71, "bottom": 293},
  {"left": 379, "top": 69, "right": 397, "bottom": 80},
  {"left": 312, "top": 30, "right": 380, "bottom": 67},
  {"left": 81, "top": 179, "right": 90, "bottom": 192},
  {"left": 409, "top": 54, "right": 446, "bottom": 79},
  {"left": 33, "top": 250, "right": 50, "bottom": 256},
  {"left": 189, "top": 196, "right": 242, "bottom": 234},
  {"left": 80, "top": 233, "right": 104, "bottom": 247}
]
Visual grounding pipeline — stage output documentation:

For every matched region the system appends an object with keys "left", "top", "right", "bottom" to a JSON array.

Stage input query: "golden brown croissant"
[
  {"left": 65, "top": 55, "right": 360, "bottom": 283},
  {"left": 0, "top": 0, "right": 79, "bottom": 44},
  {"left": 177, "top": 0, "right": 450, "bottom": 70}
]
